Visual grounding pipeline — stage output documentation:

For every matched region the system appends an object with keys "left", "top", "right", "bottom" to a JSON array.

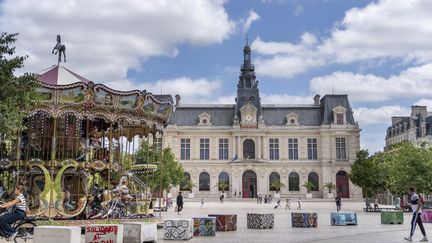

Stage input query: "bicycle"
[{"left": 0, "top": 207, "right": 36, "bottom": 242}]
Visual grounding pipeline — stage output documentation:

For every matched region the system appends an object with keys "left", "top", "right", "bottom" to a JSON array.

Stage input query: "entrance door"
[
  {"left": 242, "top": 170, "right": 257, "bottom": 198},
  {"left": 336, "top": 171, "right": 349, "bottom": 198}
]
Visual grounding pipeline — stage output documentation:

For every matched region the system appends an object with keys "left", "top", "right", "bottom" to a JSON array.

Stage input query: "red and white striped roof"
[{"left": 37, "top": 65, "right": 90, "bottom": 85}]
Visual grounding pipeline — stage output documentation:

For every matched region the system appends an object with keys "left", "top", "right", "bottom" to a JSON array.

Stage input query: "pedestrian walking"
[
  {"left": 239, "top": 191, "right": 241, "bottom": 198},
  {"left": 374, "top": 198, "right": 379, "bottom": 210},
  {"left": 335, "top": 194, "right": 342, "bottom": 212},
  {"left": 200, "top": 198, "right": 204, "bottom": 209},
  {"left": 297, "top": 197, "right": 302, "bottom": 210},
  {"left": 285, "top": 198, "right": 291, "bottom": 210},
  {"left": 404, "top": 188, "right": 428, "bottom": 242},
  {"left": 396, "top": 197, "right": 401, "bottom": 210},
  {"left": 176, "top": 192, "right": 183, "bottom": 215},
  {"left": 274, "top": 199, "right": 281, "bottom": 209}
]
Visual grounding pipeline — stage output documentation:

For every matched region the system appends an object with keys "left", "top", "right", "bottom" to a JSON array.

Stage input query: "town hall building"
[{"left": 163, "top": 43, "right": 362, "bottom": 199}]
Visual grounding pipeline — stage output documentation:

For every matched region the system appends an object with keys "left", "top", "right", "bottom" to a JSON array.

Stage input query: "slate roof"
[{"left": 168, "top": 95, "right": 356, "bottom": 127}]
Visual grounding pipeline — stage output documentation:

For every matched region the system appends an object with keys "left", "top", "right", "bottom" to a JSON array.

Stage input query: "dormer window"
[
  {"left": 198, "top": 112, "right": 212, "bottom": 126},
  {"left": 332, "top": 105, "right": 347, "bottom": 125},
  {"left": 285, "top": 113, "right": 299, "bottom": 126}
]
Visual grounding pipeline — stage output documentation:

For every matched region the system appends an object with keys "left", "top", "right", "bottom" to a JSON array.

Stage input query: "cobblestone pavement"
[{"left": 1, "top": 200, "right": 427, "bottom": 242}]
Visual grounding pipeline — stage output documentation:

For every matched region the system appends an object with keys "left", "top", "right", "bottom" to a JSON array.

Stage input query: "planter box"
[
  {"left": 164, "top": 219, "right": 193, "bottom": 240},
  {"left": 380, "top": 211, "right": 403, "bottom": 224},
  {"left": 421, "top": 210, "right": 432, "bottom": 223},
  {"left": 327, "top": 193, "right": 334, "bottom": 199},
  {"left": 292, "top": 213, "right": 318, "bottom": 228},
  {"left": 208, "top": 214, "right": 237, "bottom": 231},
  {"left": 34, "top": 226, "right": 81, "bottom": 243},
  {"left": 192, "top": 217, "right": 216, "bottom": 236},
  {"left": 85, "top": 225, "right": 123, "bottom": 243},
  {"left": 247, "top": 213, "right": 274, "bottom": 229},
  {"left": 188, "top": 193, "right": 195, "bottom": 199},
  {"left": 306, "top": 193, "right": 312, "bottom": 199},
  {"left": 331, "top": 212, "right": 358, "bottom": 226},
  {"left": 274, "top": 193, "right": 281, "bottom": 199},
  {"left": 123, "top": 222, "right": 157, "bottom": 243}
]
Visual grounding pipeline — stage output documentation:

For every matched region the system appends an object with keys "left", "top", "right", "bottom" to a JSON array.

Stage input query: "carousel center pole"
[
  {"left": 108, "top": 122, "right": 113, "bottom": 192},
  {"left": 15, "top": 129, "right": 22, "bottom": 185},
  {"left": 49, "top": 116, "right": 58, "bottom": 220}
]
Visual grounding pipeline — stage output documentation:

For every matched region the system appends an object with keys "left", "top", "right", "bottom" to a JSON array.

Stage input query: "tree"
[
  {"left": 217, "top": 180, "right": 229, "bottom": 192},
  {"left": 302, "top": 181, "right": 315, "bottom": 193},
  {"left": 323, "top": 182, "right": 336, "bottom": 194},
  {"left": 349, "top": 150, "right": 387, "bottom": 197},
  {"left": 184, "top": 180, "right": 196, "bottom": 193},
  {"left": 270, "top": 179, "right": 286, "bottom": 193},
  {"left": 382, "top": 142, "right": 432, "bottom": 194},
  {"left": 0, "top": 33, "right": 37, "bottom": 143}
]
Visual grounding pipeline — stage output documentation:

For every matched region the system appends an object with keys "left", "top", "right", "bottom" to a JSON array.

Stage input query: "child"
[
  {"left": 285, "top": 198, "right": 291, "bottom": 210},
  {"left": 297, "top": 197, "right": 302, "bottom": 210},
  {"left": 200, "top": 198, "right": 204, "bottom": 209}
]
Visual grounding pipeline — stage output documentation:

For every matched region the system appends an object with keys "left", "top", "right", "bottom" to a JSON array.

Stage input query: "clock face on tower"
[{"left": 245, "top": 114, "right": 253, "bottom": 122}]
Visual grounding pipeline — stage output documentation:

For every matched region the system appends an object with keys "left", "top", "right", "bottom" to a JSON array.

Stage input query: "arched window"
[
  {"left": 218, "top": 172, "right": 229, "bottom": 191},
  {"left": 308, "top": 172, "right": 319, "bottom": 191},
  {"left": 269, "top": 172, "right": 280, "bottom": 191},
  {"left": 243, "top": 139, "right": 255, "bottom": 159},
  {"left": 180, "top": 172, "right": 191, "bottom": 191},
  {"left": 199, "top": 172, "right": 210, "bottom": 191},
  {"left": 288, "top": 172, "right": 299, "bottom": 191}
]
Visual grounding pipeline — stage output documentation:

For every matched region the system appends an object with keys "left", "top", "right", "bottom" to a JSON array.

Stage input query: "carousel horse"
[{"left": 52, "top": 35, "right": 66, "bottom": 63}]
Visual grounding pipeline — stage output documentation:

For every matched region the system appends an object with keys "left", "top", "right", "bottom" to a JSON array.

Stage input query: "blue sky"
[{"left": 2, "top": 0, "right": 432, "bottom": 153}]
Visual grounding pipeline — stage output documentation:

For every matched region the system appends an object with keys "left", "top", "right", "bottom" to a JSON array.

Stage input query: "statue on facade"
[{"left": 52, "top": 35, "right": 66, "bottom": 64}]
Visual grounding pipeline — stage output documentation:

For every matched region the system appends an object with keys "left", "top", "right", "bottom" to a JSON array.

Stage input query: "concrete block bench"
[
  {"left": 208, "top": 214, "right": 237, "bottom": 231},
  {"left": 331, "top": 212, "right": 358, "bottom": 226},
  {"left": 124, "top": 222, "right": 157, "bottom": 242},
  {"left": 380, "top": 211, "right": 403, "bottom": 224},
  {"left": 164, "top": 219, "right": 193, "bottom": 240},
  {"left": 291, "top": 213, "right": 318, "bottom": 228},
  {"left": 192, "top": 217, "right": 216, "bottom": 236},
  {"left": 247, "top": 213, "right": 274, "bottom": 229},
  {"left": 34, "top": 226, "right": 81, "bottom": 243},
  {"left": 85, "top": 224, "right": 123, "bottom": 243},
  {"left": 421, "top": 209, "right": 432, "bottom": 223}
]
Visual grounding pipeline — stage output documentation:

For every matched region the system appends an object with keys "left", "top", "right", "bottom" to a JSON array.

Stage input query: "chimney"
[
  {"left": 313, "top": 94, "right": 320, "bottom": 105},
  {"left": 175, "top": 94, "right": 181, "bottom": 106},
  {"left": 411, "top": 106, "right": 427, "bottom": 120}
]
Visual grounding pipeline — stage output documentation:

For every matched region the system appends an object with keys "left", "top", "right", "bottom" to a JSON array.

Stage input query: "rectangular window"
[
  {"left": 307, "top": 138, "right": 317, "bottom": 160},
  {"left": 336, "top": 137, "right": 347, "bottom": 160},
  {"left": 336, "top": 114, "right": 344, "bottom": 125},
  {"left": 269, "top": 138, "right": 279, "bottom": 160},
  {"left": 154, "top": 137, "right": 162, "bottom": 150},
  {"left": 200, "top": 138, "right": 210, "bottom": 160},
  {"left": 219, "top": 138, "right": 229, "bottom": 160},
  {"left": 288, "top": 138, "right": 298, "bottom": 160},
  {"left": 180, "top": 138, "right": 190, "bottom": 160}
]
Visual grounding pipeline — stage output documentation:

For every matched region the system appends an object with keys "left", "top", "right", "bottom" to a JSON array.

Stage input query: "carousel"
[{"left": 0, "top": 43, "right": 174, "bottom": 219}]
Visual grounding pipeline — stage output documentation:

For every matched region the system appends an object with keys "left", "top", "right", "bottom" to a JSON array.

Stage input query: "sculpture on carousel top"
[{"left": 52, "top": 35, "right": 66, "bottom": 64}]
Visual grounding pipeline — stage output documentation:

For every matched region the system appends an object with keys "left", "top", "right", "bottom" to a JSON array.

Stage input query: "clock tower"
[{"left": 234, "top": 40, "right": 263, "bottom": 126}]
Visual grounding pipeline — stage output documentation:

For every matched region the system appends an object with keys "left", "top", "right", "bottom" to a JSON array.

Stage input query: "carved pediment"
[
  {"left": 197, "top": 112, "right": 212, "bottom": 126},
  {"left": 285, "top": 113, "right": 300, "bottom": 126}
]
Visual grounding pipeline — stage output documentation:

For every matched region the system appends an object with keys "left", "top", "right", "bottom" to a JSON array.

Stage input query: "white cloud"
[
  {"left": 414, "top": 98, "right": 432, "bottom": 111},
  {"left": 0, "top": 0, "right": 234, "bottom": 83},
  {"left": 360, "top": 130, "right": 386, "bottom": 154},
  {"left": 252, "top": 33, "right": 324, "bottom": 78},
  {"left": 261, "top": 93, "right": 312, "bottom": 104},
  {"left": 243, "top": 10, "right": 260, "bottom": 34},
  {"left": 310, "top": 62, "right": 432, "bottom": 102},
  {"left": 354, "top": 106, "right": 410, "bottom": 126},
  {"left": 293, "top": 4, "right": 303, "bottom": 17},
  {"left": 320, "top": 0, "right": 432, "bottom": 64},
  {"left": 103, "top": 77, "right": 223, "bottom": 104}
]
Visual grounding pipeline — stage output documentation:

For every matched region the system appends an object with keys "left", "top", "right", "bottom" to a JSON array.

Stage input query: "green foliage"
[
  {"left": 184, "top": 180, "right": 196, "bottom": 192},
  {"left": 217, "top": 180, "right": 229, "bottom": 192},
  {"left": 302, "top": 181, "right": 315, "bottom": 193},
  {"left": 270, "top": 179, "right": 286, "bottom": 193},
  {"left": 133, "top": 141, "right": 185, "bottom": 193},
  {"left": 349, "top": 150, "right": 387, "bottom": 197},
  {"left": 382, "top": 142, "right": 432, "bottom": 194},
  {"left": 0, "top": 33, "right": 37, "bottom": 142},
  {"left": 323, "top": 182, "right": 336, "bottom": 193}
]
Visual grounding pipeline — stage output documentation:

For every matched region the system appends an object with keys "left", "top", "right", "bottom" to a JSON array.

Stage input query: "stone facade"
[{"left": 163, "top": 43, "right": 362, "bottom": 199}]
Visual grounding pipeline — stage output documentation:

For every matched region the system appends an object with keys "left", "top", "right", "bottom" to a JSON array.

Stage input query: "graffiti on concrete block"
[
  {"left": 291, "top": 213, "right": 318, "bottom": 228},
  {"left": 163, "top": 219, "right": 193, "bottom": 240},
  {"left": 193, "top": 217, "right": 216, "bottom": 236},
  {"left": 380, "top": 211, "right": 403, "bottom": 224},
  {"left": 247, "top": 213, "right": 274, "bottom": 229},
  {"left": 331, "top": 212, "right": 357, "bottom": 226},
  {"left": 208, "top": 214, "right": 237, "bottom": 231}
]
